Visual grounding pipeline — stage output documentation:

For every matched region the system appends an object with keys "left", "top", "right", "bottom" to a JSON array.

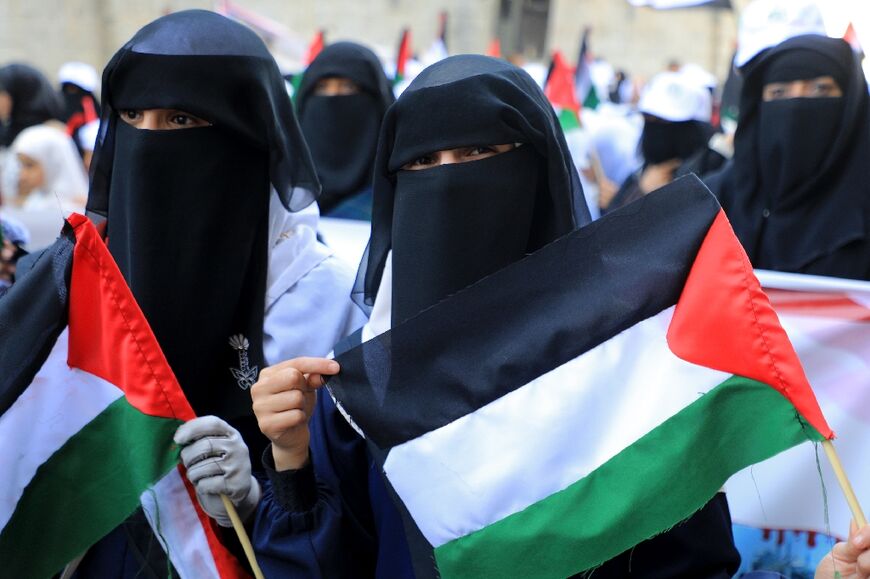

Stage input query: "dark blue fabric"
[
  {"left": 322, "top": 186, "right": 373, "bottom": 221},
  {"left": 254, "top": 392, "right": 413, "bottom": 578}
]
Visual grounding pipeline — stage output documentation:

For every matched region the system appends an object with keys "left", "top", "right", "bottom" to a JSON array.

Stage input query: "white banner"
[{"left": 726, "top": 270, "right": 870, "bottom": 571}]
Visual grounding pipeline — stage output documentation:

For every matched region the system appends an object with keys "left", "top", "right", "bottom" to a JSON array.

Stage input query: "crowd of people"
[{"left": 2, "top": 0, "right": 870, "bottom": 577}]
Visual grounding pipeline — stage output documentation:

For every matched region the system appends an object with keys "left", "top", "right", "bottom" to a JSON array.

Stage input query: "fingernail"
[
  {"left": 328, "top": 360, "right": 340, "bottom": 372},
  {"left": 854, "top": 534, "right": 864, "bottom": 547}
]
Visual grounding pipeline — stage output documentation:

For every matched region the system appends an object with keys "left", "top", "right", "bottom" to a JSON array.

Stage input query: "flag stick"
[
  {"left": 220, "top": 494, "right": 266, "bottom": 579},
  {"left": 822, "top": 439, "right": 868, "bottom": 528}
]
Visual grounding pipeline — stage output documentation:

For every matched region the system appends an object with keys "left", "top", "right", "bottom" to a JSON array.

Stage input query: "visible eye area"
[
  {"left": 313, "top": 77, "right": 361, "bottom": 96},
  {"left": 762, "top": 76, "right": 843, "bottom": 101},
  {"left": 169, "top": 113, "right": 197, "bottom": 126},
  {"left": 464, "top": 146, "right": 499, "bottom": 159},
  {"left": 400, "top": 143, "right": 518, "bottom": 171},
  {"left": 761, "top": 83, "right": 790, "bottom": 101},
  {"left": 405, "top": 153, "right": 439, "bottom": 169},
  {"left": 809, "top": 78, "right": 839, "bottom": 97},
  {"left": 120, "top": 109, "right": 142, "bottom": 122},
  {"left": 117, "top": 108, "right": 210, "bottom": 130}
]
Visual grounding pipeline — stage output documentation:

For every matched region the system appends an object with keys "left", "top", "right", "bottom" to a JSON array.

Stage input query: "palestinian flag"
[
  {"left": 327, "top": 175, "right": 832, "bottom": 579},
  {"left": 305, "top": 29, "right": 325, "bottom": 65},
  {"left": 544, "top": 50, "right": 581, "bottom": 131},
  {"left": 574, "top": 27, "right": 599, "bottom": 111},
  {"left": 0, "top": 214, "right": 247, "bottom": 578},
  {"left": 844, "top": 22, "right": 864, "bottom": 57},
  {"left": 394, "top": 28, "right": 411, "bottom": 85}
]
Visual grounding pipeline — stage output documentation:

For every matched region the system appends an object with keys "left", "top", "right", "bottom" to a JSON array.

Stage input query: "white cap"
[
  {"left": 58, "top": 61, "right": 99, "bottom": 93},
  {"left": 680, "top": 63, "right": 718, "bottom": 90},
  {"left": 735, "top": 0, "right": 827, "bottom": 68},
  {"left": 78, "top": 120, "right": 100, "bottom": 152},
  {"left": 639, "top": 71, "right": 712, "bottom": 123}
]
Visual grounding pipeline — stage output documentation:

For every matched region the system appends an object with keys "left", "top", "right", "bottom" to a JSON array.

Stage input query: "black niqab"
[
  {"left": 355, "top": 54, "right": 590, "bottom": 321},
  {"left": 639, "top": 119, "right": 710, "bottom": 165},
  {"left": 297, "top": 42, "right": 394, "bottom": 213},
  {"left": 707, "top": 35, "right": 870, "bottom": 278},
  {"left": 85, "top": 10, "right": 320, "bottom": 429},
  {"left": 0, "top": 64, "right": 65, "bottom": 147}
]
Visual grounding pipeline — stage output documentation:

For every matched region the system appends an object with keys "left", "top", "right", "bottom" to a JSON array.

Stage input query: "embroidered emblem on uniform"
[{"left": 229, "top": 334, "right": 258, "bottom": 390}]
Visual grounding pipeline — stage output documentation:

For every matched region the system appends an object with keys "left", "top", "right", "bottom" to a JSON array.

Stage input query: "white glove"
[{"left": 174, "top": 416, "right": 262, "bottom": 527}]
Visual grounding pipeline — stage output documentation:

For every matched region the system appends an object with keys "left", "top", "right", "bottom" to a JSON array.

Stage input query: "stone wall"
[{"left": 1, "top": 0, "right": 747, "bottom": 86}]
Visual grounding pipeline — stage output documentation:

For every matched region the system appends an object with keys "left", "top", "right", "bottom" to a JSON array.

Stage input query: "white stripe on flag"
[
  {"left": 141, "top": 466, "right": 221, "bottom": 579},
  {"left": 383, "top": 307, "right": 730, "bottom": 548},
  {"left": 0, "top": 329, "right": 123, "bottom": 532}
]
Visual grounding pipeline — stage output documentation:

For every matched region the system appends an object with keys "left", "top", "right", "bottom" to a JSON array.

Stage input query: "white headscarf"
[
  {"left": 11, "top": 125, "right": 88, "bottom": 212},
  {"left": 266, "top": 190, "right": 333, "bottom": 309}
]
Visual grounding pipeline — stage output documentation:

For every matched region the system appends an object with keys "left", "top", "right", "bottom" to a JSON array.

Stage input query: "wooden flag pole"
[
  {"left": 822, "top": 439, "right": 868, "bottom": 528},
  {"left": 221, "top": 494, "right": 266, "bottom": 579}
]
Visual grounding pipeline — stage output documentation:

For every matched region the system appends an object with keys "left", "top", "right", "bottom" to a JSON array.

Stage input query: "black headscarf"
[
  {"left": 355, "top": 54, "right": 590, "bottom": 322},
  {"left": 0, "top": 64, "right": 65, "bottom": 148},
  {"left": 708, "top": 34, "right": 870, "bottom": 279},
  {"left": 85, "top": 10, "right": 320, "bottom": 432},
  {"left": 296, "top": 42, "right": 394, "bottom": 214}
]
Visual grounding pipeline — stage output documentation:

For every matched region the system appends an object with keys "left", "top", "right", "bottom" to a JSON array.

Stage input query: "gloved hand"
[{"left": 174, "top": 416, "right": 262, "bottom": 527}]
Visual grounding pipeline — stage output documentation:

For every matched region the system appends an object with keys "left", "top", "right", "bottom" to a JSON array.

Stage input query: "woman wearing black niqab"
[
  {"left": 704, "top": 34, "right": 870, "bottom": 280},
  {"left": 296, "top": 42, "right": 394, "bottom": 220},
  {"left": 0, "top": 63, "right": 65, "bottom": 148},
  {"left": 249, "top": 55, "right": 738, "bottom": 579},
  {"left": 69, "top": 10, "right": 366, "bottom": 577}
]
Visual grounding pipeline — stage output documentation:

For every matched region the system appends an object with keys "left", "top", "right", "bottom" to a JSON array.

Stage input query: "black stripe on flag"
[
  {"left": 0, "top": 225, "right": 75, "bottom": 415},
  {"left": 327, "top": 175, "right": 721, "bottom": 449}
]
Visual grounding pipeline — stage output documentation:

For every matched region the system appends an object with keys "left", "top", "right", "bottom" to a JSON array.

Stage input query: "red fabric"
[
  {"left": 667, "top": 210, "right": 833, "bottom": 438},
  {"left": 65, "top": 95, "right": 99, "bottom": 137},
  {"left": 486, "top": 38, "right": 501, "bottom": 58},
  {"left": 844, "top": 22, "right": 862, "bottom": 52},
  {"left": 544, "top": 51, "right": 580, "bottom": 115},
  {"left": 305, "top": 31, "right": 324, "bottom": 66},
  {"left": 179, "top": 465, "right": 252, "bottom": 578},
  {"left": 765, "top": 289, "right": 870, "bottom": 322},
  {"left": 396, "top": 29, "right": 411, "bottom": 78},
  {"left": 66, "top": 213, "right": 196, "bottom": 421}
]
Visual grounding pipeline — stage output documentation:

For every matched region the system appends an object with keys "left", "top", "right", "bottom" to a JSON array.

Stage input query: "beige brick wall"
[
  {"left": 548, "top": 0, "right": 750, "bottom": 83},
  {"left": 1, "top": 0, "right": 746, "bottom": 86}
]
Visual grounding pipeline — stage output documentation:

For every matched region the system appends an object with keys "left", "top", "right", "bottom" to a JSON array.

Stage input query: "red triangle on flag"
[
  {"left": 544, "top": 50, "right": 580, "bottom": 116},
  {"left": 306, "top": 30, "right": 325, "bottom": 65},
  {"left": 666, "top": 210, "right": 833, "bottom": 438},
  {"left": 844, "top": 22, "right": 863, "bottom": 53}
]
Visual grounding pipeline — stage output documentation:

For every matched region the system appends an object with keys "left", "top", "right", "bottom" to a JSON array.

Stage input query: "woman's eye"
[
  {"left": 467, "top": 146, "right": 495, "bottom": 157},
  {"left": 171, "top": 114, "right": 191, "bottom": 125},
  {"left": 408, "top": 155, "right": 435, "bottom": 167},
  {"left": 812, "top": 82, "right": 835, "bottom": 96},
  {"left": 121, "top": 110, "right": 140, "bottom": 121}
]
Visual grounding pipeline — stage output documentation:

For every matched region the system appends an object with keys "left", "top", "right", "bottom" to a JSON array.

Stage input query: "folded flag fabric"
[
  {"left": 0, "top": 214, "right": 246, "bottom": 578},
  {"left": 326, "top": 175, "right": 832, "bottom": 579}
]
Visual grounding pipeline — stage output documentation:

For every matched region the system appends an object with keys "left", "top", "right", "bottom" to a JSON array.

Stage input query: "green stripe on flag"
[
  {"left": 434, "top": 375, "right": 824, "bottom": 579},
  {"left": 583, "top": 86, "right": 600, "bottom": 110},
  {"left": 557, "top": 108, "right": 580, "bottom": 132},
  {"left": 0, "top": 398, "right": 182, "bottom": 579}
]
